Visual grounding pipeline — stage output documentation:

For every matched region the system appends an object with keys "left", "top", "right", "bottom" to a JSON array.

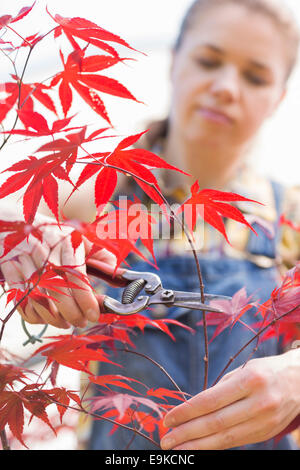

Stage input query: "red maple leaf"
[
  {"left": 0, "top": 381, "right": 80, "bottom": 448},
  {"left": 0, "top": 3, "right": 36, "bottom": 29},
  {"left": 94, "top": 313, "right": 195, "bottom": 342},
  {"left": 36, "top": 125, "right": 112, "bottom": 178},
  {"left": 102, "top": 407, "right": 167, "bottom": 439},
  {"left": 257, "top": 286, "right": 300, "bottom": 326},
  {"left": 95, "top": 194, "right": 158, "bottom": 266},
  {"left": 0, "top": 360, "right": 53, "bottom": 448},
  {"left": 0, "top": 390, "right": 28, "bottom": 447},
  {"left": 89, "top": 374, "right": 146, "bottom": 394},
  {"left": 0, "top": 156, "right": 66, "bottom": 224},
  {"left": 0, "top": 125, "right": 105, "bottom": 224},
  {"left": 74, "top": 130, "right": 189, "bottom": 215},
  {"left": 39, "top": 387, "right": 81, "bottom": 423},
  {"left": 49, "top": 49, "right": 139, "bottom": 123},
  {"left": 0, "top": 363, "right": 33, "bottom": 392},
  {"left": 146, "top": 388, "right": 187, "bottom": 402},
  {"left": 1, "top": 111, "right": 80, "bottom": 138},
  {"left": 177, "top": 181, "right": 262, "bottom": 244},
  {"left": 86, "top": 391, "right": 164, "bottom": 420},
  {"left": 47, "top": 10, "right": 141, "bottom": 57},
  {"left": 0, "top": 78, "right": 56, "bottom": 124},
  {"left": 31, "top": 334, "right": 122, "bottom": 373},
  {"left": 253, "top": 263, "right": 300, "bottom": 345},
  {"left": 197, "top": 287, "right": 258, "bottom": 343},
  {"left": 61, "top": 216, "right": 154, "bottom": 272},
  {"left": 4, "top": 261, "right": 93, "bottom": 317}
]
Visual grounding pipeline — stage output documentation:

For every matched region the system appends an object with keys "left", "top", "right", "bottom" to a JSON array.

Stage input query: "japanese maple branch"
[
  {"left": 0, "top": 46, "right": 33, "bottom": 151},
  {"left": 0, "top": 46, "right": 19, "bottom": 79},
  {"left": 0, "top": 27, "right": 56, "bottom": 152},
  {"left": 212, "top": 302, "right": 300, "bottom": 386},
  {"left": 6, "top": 26, "right": 32, "bottom": 47},
  {"left": 0, "top": 429, "right": 10, "bottom": 450},
  {"left": 77, "top": 154, "right": 210, "bottom": 389},
  {"left": 23, "top": 363, "right": 161, "bottom": 447}
]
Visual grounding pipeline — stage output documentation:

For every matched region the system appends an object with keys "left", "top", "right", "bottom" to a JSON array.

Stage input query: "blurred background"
[
  {"left": 0, "top": 0, "right": 300, "bottom": 449},
  {"left": 1, "top": 0, "right": 300, "bottom": 183}
]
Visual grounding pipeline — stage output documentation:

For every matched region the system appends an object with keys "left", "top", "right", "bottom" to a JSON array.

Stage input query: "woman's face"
[{"left": 169, "top": 3, "right": 288, "bottom": 147}]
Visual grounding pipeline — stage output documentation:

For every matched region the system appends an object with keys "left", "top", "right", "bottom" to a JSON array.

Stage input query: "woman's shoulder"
[{"left": 221, "top": 168, "right": 300, "bottom": 269}]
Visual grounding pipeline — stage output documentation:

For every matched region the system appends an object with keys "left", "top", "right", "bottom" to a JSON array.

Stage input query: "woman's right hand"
[{"left": 0, "top": 212, "right": 116, "bottom": 329}]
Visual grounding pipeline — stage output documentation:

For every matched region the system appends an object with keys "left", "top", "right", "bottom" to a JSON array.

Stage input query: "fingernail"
[
  {"left": 163, "top": 415, "right": 175, "bottom": 428},
  {"left": 160, "top": 436, "right": 175, "bottom": 450},
  {"left": 86, "top": 309, "right": 99, "bottom": 322}
]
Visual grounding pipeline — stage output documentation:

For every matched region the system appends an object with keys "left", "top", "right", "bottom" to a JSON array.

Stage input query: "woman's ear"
[
  {"left": 169, "top": 48, "right": 176, "bottom": 83},
  {"left": 278, "top": 87, "right": 287, "bottom": 105},
  {"left": 271, "top": 87, "right": 287, "bottom": 115},
  {"left": 265, "top": 87, "right": 287, "bottom": 119}
]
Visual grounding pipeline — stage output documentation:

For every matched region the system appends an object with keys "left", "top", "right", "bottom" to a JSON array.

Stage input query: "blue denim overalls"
[{"left": 89, "top": 181, "right": 299, "bottom": 450}]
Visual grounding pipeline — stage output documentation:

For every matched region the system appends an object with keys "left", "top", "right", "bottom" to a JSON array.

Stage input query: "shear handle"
[
  {"left": 86, "top": 258, "right": 162, "bottom": 293},
  {"left": 86, "top": 258, "right": 128, "bottom": 288}
]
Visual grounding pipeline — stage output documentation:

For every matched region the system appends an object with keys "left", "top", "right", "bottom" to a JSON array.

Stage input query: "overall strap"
[{"left": 246, "top": 179, "right": 285, "bottom": 261}]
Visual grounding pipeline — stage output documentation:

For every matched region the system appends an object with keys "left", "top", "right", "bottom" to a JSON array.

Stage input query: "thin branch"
[
  {"left": 102, "top": 345, "right": 191, "bottom": 402},
  {"left": 0, "top": 27, "right": 57, "bottom": 152},
  {"left": 0, "top": 429, "right": 10, "bottom": 450},
  {"left": 0, "top": 46, "right": 33, "bottom": 151},
  {"left": 6, "top": 26, "right": 32, "bottom": 47}
]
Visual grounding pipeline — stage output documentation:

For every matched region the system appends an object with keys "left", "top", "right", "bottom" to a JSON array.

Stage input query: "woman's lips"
[{"left": 197, "top": 107, "right": 233, "bottom": 125}]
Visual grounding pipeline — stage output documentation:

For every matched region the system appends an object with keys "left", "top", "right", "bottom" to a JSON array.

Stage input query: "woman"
[
  {"left": 86, "top": 0, "right": 300, "bottom": 450},
  {"left": 1, "top": 0, "right": 300, "bottom": 450}
]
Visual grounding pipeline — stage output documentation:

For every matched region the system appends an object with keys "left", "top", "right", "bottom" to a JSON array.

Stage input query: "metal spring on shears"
[{"left": 122, "top": 278, "right": 146, "bottom": 304}]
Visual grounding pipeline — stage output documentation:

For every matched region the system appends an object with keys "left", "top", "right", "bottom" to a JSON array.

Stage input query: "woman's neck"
[{"left": 164, "top": 131, "right": 249, "bottom": 191}]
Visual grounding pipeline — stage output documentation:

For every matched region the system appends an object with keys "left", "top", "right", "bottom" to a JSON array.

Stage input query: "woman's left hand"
[{"left": 160, "top": 349, "right": 300, "bottom": 450}]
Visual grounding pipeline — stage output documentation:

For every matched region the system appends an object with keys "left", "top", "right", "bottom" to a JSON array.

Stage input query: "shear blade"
[
  {"left": 170, "top": 301, "right": 224, "bottom": 313},
  {"left": 147, "top": 290, "right": 229, "bottom": 314}
]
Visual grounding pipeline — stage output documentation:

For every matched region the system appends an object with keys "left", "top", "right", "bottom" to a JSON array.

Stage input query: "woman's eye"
[
  {"left": 245, "top": 72, "right": 268, "bottom": 86},
  {"left": 196, "top": 58, "right": 220, "bottom": 68}
]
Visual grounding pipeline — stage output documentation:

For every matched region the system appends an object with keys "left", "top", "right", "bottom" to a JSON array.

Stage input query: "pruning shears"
[{"left": 86, "top": 259, "right": 230, "bottom": 316}]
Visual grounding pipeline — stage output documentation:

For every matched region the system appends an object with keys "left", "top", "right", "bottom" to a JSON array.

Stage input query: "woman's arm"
[{"left": 160, "top": 348, "right": 300, "bottom": 450}]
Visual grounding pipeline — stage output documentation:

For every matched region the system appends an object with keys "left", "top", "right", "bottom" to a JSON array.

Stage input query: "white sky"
[{"left": 0, "top": 0, "right": 300, "bottom": 186}]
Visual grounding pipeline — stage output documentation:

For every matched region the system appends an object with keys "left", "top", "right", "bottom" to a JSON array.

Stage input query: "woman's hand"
[
  {"left": 0, "top": 212, "right": 116, "bottom": 329},
  {"left": 160, "top": 349, "right": 300, "bottom": 450}
]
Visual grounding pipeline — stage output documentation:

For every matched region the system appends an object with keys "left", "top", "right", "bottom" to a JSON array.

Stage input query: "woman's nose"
[{"left": 210, "top": 66, "right": 240, "bottom": 104}]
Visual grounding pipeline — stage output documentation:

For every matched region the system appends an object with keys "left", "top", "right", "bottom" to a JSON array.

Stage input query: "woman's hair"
[{"left": 145, "top": 0, "right": 300, "bottom": 149}]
